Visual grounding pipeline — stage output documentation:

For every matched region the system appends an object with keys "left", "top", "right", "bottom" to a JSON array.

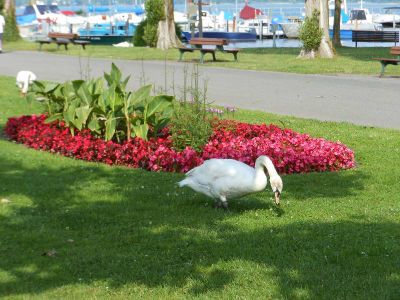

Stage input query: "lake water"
[{"left": 174, "top": 1, "right": 400, "bottom": 18}]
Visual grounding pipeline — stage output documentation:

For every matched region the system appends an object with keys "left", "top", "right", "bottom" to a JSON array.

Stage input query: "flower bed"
[{"left": 5, "top": 115, "right": 355, "bottom": 174}]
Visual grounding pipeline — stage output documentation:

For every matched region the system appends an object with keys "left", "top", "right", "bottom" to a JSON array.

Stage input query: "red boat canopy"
[
  {"left": 61, "top": 10, "right": 75, "bottom": 16},
  {"left": 239, "top": 4, "right": 263, "bottom": 19}
]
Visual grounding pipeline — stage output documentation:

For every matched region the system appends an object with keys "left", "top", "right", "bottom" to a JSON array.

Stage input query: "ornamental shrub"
[
  {"left": 133, "top": 19, "right": 147, "bottom": 46},
  {"left": 144, "top": 0, "right": 164, "bottom": 47},
  {"left": 3, "top": 7, "right": 20, "bottom": 41},
  {"left": 134, "top": 17, "right": 182, "bottom": 47},
  {"left": 169, "top": 65, "right": 214, "bottom": 151},
  {"left": 170, "top": 103, "right": 214, "bottom": 152},
  {"left": 298, "top": 9, "right": 322, "bottom": 52}
]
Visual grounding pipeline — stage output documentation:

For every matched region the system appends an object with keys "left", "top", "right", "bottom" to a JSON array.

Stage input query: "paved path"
[{"left": 1, "top": 51, "right": 399, "bottom": 129}]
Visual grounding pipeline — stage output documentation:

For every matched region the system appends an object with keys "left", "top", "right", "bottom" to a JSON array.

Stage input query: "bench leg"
[
  {"left": 179, "top": 51, "right": 184, "bottom": 61},
  {"left": 64, "top": 44, "right": 68, "bottom": 50},
  {"left": 38, "top": 43, "right": 43, "bottom": 51},
  {"left": 200, "top": 52, "right": 205, "bottom": 64},
  {"left": 380, "top": 62, "right": 387, "bottom": 77},
  {"left": 232, "top": 52, "right": 238, "bottom": 62},
  {"left": 212, "top": 52, "right": 216, "bottom": 61}
]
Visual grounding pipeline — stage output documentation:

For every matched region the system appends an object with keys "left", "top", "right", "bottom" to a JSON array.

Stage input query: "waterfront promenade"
[{"left": 1, "top": 51, "right": 399, "bottom": 129}]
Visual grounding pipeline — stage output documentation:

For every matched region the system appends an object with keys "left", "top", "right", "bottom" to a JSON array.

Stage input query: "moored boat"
[
  {"left": 280, "top": 17, "right": 302, "bottom": 39},
  {"left": 373, "top": 7, "right": 400, "bottom": 29},
  {"left": 77, "top": 21, "right": 136, "bottom": 45},
  {"left": 182, "top": 30, "right": 257, "bottom": 42}
]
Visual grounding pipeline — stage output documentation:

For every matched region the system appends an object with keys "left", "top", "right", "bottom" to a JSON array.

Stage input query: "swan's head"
[
  {"left": 270, "top": 174, "right": 283, "bottom": 205},
  {"left": 256, "top": 156, "right": 283, "bottom": 205}
]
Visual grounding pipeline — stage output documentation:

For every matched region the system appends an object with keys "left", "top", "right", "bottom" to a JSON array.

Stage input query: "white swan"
[
  {"left": 178, "top": 155, "right": 283, "bottom": 209},
  {"left": 16, "top": 70, "right": 37, "bottom": 96}
]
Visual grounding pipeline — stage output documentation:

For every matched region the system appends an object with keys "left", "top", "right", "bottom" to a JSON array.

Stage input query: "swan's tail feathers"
[{"left": 178, "top": 178, "right": 189, "bottom": 188}]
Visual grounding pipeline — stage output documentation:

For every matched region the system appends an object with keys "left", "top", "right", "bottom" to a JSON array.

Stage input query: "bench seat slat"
[
  {"left": 372, "top": 46, "right": 400, "bottom": 76},
  {"left": 178, "top": 38, "right": 239, "bottom": 63}
]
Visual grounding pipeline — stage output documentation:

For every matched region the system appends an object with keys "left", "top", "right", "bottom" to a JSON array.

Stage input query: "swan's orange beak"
[{"left": 274, "top": 191, "right": 281, "bottom": 205}]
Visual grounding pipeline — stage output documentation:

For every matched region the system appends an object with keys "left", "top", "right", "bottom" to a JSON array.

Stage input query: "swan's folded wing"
[{"left": 186, "top": 159, "right": 251, "bottom": 185}]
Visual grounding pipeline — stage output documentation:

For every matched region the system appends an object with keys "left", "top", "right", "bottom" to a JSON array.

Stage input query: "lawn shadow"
[
  {"left": 283, "top": 169, "right": 367, "bottom": 201},
  {"left": 1, "top": 153, "right": 395, "bottom": 298}
]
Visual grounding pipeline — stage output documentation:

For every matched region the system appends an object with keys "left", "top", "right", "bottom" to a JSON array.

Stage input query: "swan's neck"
[
  {"left": 253, "top": 160, "right": 268, "bottom": 191},
  {"left": 261, "top": 157, "right": 278, "bottom": 178}
]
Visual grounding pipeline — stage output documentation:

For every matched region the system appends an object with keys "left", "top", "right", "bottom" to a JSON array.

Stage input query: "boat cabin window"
[
  {"left": 36, "top": 4, "right": 59, "bottom": 14},
  {"left": 23, "top": 5, "right": 35, "bottom": 15},
  {"left": 350, "top": 10, "right": 367, "bottom": 21},
  {"left": 384, "top": 7, "right": 400, "bottom": 14}
]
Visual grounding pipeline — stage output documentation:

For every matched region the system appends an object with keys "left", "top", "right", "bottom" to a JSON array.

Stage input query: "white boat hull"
[{"left": 280, "top": 22, "right": 300, "bottom": 38}]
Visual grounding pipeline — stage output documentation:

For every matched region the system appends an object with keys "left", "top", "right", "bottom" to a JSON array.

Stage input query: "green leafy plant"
[
  {"left": 298, "top": 10, "right": 323, "bottom": 52},
  {"left": 3, "top": 7, "right": 20, "bottom": 42},
  {"left": 133, "top": 19, "right": 147, "bottom": 46},
  {"left": 143, "top": 0, "right": 165, "bottom": 47},
  {"left": 170, "top": 103, "right": 214, "bottom": 151},
  {"left": 27, "top": 64, "right": 174, "bottom": 142},
  {"left": 134, "top": 19, "right": 183, "bottom": 47},
  {"left": 169, "top": 65, "right": 214, "bottom": 151}
]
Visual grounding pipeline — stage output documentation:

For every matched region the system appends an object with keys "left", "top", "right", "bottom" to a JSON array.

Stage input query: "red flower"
[{"left": 4, "top": 115, "right": 355, "bottom": 174}]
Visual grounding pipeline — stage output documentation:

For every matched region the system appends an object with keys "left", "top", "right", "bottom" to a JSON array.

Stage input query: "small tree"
[
  {"left": 298, "top": 10, "right": 323, "bottom": 58},
  {"left": 144, "top": 0, "right": 164, "bottom": 47},
  {"left": 299, "top": 0, "right": 334, "bottom": 59},
  {"left": 2, "top": 0, "right": 20, "bottom": 42}
]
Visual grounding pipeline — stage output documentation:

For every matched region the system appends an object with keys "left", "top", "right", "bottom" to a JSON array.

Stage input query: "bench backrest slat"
[
  {"left": 352, "top": 30, "right": 399, "bottom": 42},
  {"left": 189, "top": 38, "right": 228, "bottom": 46},
  {"left": 390, "top": 46, "right": 400, "bottom": 55},
  {"left": 48, "top": 32, "right": 78, "bottom": 40}
]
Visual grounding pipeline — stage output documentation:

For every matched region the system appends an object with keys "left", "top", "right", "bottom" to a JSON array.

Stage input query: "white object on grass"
[
  {"left": 16, "top": 70, "right": 37, "bottom": 95},
  {"left": 178, "top": 155, "right": 283, "bottom": 209}
]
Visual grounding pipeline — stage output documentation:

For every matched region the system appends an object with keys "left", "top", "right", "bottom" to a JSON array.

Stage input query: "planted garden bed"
[
  {"left": 5, "top": 115, "right": 355, "bottom": 174},
  {"left": 6, "top": 64, "right": 355, "bottom": 174}
]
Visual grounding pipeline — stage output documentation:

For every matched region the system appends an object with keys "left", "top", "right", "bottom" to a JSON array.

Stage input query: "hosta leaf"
[
  {"left": 30, "top": 80, "right": 46, "bottom": 92},
  {"left": 132, "top": 123, "right": 149, "bottom": 140},
  {"left": 72, "top": 80, "right": 85, "bottom": 91},
  {"left": 105, "top": 115, "right": 117, "bottom": 141},
  {"left": 44, "top": 83, "right": 59, "bottom": 94},
  {"left": 88, "top": 118, "right": 101, "bottom": 133},
  {"left": 131, "top": 85, "right": 152, "bottom": 106},
  {"left": 71, "top": 118, "right": 83, "bottom": 130},
  {"left": 45, "top": 113, "right": 63, "bottom": 123},
  {"left": 75, "top": 105, "right": 92, "bottom": 126},
  {"left": 77, "top": 83, "right": 92, "bottom": 105},
  {"left": 147, "top": 95, "right": 174, "bottom": 117}
]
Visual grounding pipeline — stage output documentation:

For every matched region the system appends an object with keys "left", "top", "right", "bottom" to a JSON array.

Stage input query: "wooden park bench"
[
  {"left": 352, "top": 30, "right": 399, "bottom": 48},
  {"left": 36, "top": 32, "right": 90, "bottom": 51},
  {"left": 178, "top": 37, "right": 240, "bottom": 63},
  {"left": 372, "top": 46, "right": 400, "bottom": 77}
]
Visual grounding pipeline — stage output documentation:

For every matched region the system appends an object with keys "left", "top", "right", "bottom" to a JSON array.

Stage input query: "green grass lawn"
[
  {"left": 5, "top": 40, "right": 400, "bottom": 76},
  {"left": 0, "top": 75, "right": 399, "bottom": 299}
]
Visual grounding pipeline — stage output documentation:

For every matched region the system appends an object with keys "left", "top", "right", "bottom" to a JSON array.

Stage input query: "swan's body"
[
  {"left": 16, "top": 70, "right": 37, "bottom": 96},
  {"left": 178, "top": 155, "right": 283, "bottom": 208}
]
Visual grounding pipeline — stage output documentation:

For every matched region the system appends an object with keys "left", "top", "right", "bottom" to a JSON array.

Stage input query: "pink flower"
[{"left": 4, "top": 115, "right": 356, "bottom": 174}]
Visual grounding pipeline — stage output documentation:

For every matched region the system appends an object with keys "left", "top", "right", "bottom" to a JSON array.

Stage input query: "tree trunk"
[
  {"left": 318, "top": 0, "right": 334, "bottom": 58},
  {"left": 157, "top": 0, "right": 182, "bottom": 49},
  {"left": 332, "top": 0, "right": 342, "bottom": 47},
  {"left": 4, "top": 0, "right": 12, "bottom": 11},
  {"left": 301, "top": 0, "right": 334, "bottom": 58}
]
